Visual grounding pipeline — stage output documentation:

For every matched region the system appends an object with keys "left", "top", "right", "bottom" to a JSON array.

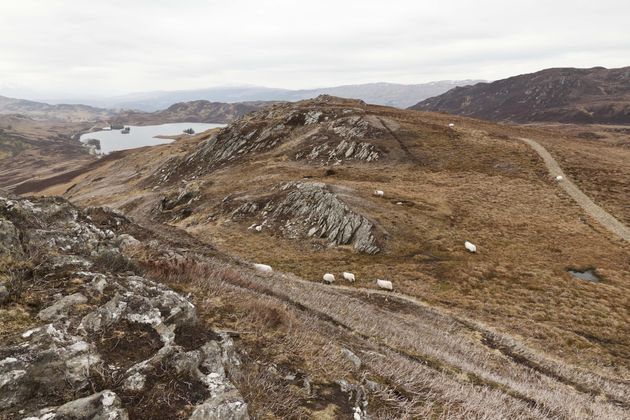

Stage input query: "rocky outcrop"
[
  {"left": 157, "top": 181, "right": 201, "bottom": 221},
  {"left": 231, "top": 182, "right": 381, "bottom": 254},
  {"left": 0, "top": 195, "right": 248, "bottom": 419},
  {"left": 295, "top": 139, "right": 379, "bottom": 163},
  {"left": 154, "top": 96, "right": 392, "bottom": 184}
]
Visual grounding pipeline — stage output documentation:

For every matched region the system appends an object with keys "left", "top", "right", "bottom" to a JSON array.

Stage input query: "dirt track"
[{"left": 520, "top": 137, "right": 630, "bottom": 243}]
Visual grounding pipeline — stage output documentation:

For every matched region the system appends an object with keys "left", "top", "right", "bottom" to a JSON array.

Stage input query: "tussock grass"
[{"left": 137, "top": 247, "right": 630, "bottom": 419}]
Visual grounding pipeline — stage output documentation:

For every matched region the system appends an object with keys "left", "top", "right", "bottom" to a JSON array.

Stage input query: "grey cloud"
[{"left": 0, "top": 0, "right": 628, "bottom": 98}]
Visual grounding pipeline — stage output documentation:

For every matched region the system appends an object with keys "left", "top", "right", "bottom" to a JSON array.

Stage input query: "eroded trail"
[{"left": 519, "top": 137, "right": 630, "bottom": 242}]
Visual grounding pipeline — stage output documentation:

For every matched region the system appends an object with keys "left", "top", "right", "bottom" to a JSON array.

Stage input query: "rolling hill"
[
  {"left": 0, "top": 95, "right": 115, "bottom": 122},
  {"left": 411, "top": 66, "right": 630, "bottom": 124},
  {"left": 114, "top": 100, "right": 282, "bottom": 125}
]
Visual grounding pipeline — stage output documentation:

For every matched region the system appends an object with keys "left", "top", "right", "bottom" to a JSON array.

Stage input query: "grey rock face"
[
  {"left": 296, "top": 139, "right": 380, "bottom": 163},
  {"left": 0, "top": 217, "right": 19, "bottom": 254},
  {"left": 114, "top": 233, "right": 140, "bottom": 250},
  {"left": 0, "top": 196, "right": 110, "bottom": 257},
  {"left": 37, "top": 293, "right": 88, "bottom": 322},
  {"left": 232, "top": 182, "right": 381, "bottom": 254},
  {"left": 37, "top": 390, "right": 129, "bottom": 420},
  {"left": 341, "top": 348, "right": 362, "bottom": 369},
  {"left": 0, "top": 195, "right": 248, "bottom": 420}
]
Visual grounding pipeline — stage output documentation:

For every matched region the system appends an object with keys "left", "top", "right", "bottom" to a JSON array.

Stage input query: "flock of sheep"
[
  {"left": 322, "top": 272, "right": 393, "bottom": 290},
  {"left": 250, "top": 169, "right": 480, "bottom": 291},
  {"left": 252, "top": 263, "right": 395, "bottom": 290},
  {"left": 250, "top": 122, "right": 566, "bottom": 292},
  {"left": 252, "top": 238, "right": 478, "bottom": 292}
]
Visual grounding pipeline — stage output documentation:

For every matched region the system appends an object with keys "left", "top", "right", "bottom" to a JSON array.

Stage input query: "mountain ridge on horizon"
[
  {"left": 1, "top": 80, "right": 484, "bottom": 112},
  {"left": 411, "top": 66, "right": 630, "bottom": 124}
]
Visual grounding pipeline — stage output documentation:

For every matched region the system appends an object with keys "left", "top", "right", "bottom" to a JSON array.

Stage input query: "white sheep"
[
  {"left": 323, "top": 273, "right": 335, "bottom": 284},
  {"left": 373, "top": 190, "right": 384, "bottom": 197},
  {"left": 255, "top": 225, "right": 262, "bottom": 232},
  {"left": 464, "top": 241, "right": 477, "bottom": 253},
  {"left": 253, "top": 263, "right": 273, "bottom": 274},
  {"left": 376, "top": 279, "right": 393, "bottom": 290},
  {"left": 342, "top": 272, "right": 355, "bottom": 282},
  {"left": 448, "top": 123, "right": 455, "bottom": 128},
  {"left": 555, "top": 175, "right": 564, "bottom": 182}
]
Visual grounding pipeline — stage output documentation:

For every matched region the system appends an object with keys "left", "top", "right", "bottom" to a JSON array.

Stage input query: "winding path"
[{"left": 519, "top": 137, "right": 630, "bottom": 243}]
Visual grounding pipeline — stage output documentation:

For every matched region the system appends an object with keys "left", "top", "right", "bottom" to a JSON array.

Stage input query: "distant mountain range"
[
  {"left": 0, "top": 94, "right": 280, "bottom": 124},
  {"left": 0, "top": 95, "right": 114, "bottom": 122},
  {"left": 411, "top": 67, "right": 630, "bottom": 124},
  {"left": 64, "top": 81, "right": 483, "bottom": 111}
]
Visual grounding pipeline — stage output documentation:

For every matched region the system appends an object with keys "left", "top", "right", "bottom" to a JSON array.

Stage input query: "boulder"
[{"left": 43, "top": 390, "right": 128, "bottom": 420}]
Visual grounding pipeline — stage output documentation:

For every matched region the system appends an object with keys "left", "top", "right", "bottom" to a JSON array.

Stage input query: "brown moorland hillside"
[
  {"left": 412, "top": 66, "right": 630, "bottom": 124},
  {"left": 0, "top": 94, "right": 115, "bottom": 122},
  {"left": 19, "top": 96, "right": 630, "bottom": 418},
  {"left": 0, "top": 114, "right": 96, "bottom": 189}
]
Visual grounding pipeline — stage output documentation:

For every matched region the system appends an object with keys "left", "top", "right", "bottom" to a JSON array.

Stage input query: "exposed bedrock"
[{"left": 231, "top": 182, "right": 382, "bottom": 254}]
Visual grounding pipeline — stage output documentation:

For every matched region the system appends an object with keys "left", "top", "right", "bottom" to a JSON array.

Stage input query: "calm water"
[
  {"left": 80, "top": 123, "right": 225, "bottom": 154},
  {"left": 568, "top": 269, "right": 600, "bottom": 282}
]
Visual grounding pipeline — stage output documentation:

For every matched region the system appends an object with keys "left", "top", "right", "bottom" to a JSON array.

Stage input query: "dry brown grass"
[
  {"left": 134, "top": 245, "right": 630, "bottom": 419},
  {"left": 166, "top": 120, "right": 630, "bottom": 378},
  {"left": 31, "top": 99, "right": 630, "bottom": 417},
  {"left": 527, "top": 123, "right": 630, "bottom": 226}
]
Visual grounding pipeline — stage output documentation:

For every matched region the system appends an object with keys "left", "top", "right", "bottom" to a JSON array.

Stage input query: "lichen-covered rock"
[
  {"left": 156, "top": 181, "right": 202, "bottom": 221},
  {"left": 0, "top": 195, "right": 248, "bottom": 420},
  {"left": 0, "top": 217, "right": 19, "bottom": 254},
  {"left": 231, "top": 182, "right": 381, "bottom": 254},
  {"left": 296, "top": 139, "right": 380, "bottom": 163},
  {"left": 24, "top": 390, "right": 129, "bottom": 420},
  {"left": 37, "top": 293, "right": 88, "bottom": 322},
  {"left": 114, "top": 233, "right": 140, "bottom": 250}
]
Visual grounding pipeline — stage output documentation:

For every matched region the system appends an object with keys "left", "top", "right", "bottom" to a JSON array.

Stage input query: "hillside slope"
[
  {"left": 412, "top": 67, "right": 630, "bottom": 123},
  {"left": 0, "top": 115, "right": 94, "bottom": 189},
  {"left": 15, "top": 96, "right": 630, "bottom": 418},
  {"left": 115, "top": 100, "right": 281, "bottom": 124}
]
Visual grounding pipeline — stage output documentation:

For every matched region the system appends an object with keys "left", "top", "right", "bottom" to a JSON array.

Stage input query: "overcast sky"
[{"left": 0, "top": 0, "right": 628, "bottom": 99}]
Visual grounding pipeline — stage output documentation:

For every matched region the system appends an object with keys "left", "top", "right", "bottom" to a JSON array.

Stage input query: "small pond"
[{"left": 568, "top": 269, "right": 600, "bottom": 282}]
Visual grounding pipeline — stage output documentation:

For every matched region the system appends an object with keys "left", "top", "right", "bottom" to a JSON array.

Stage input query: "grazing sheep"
[
  {"left": 253, "top": 263, "right": 273, "bottom": 274},
  {"left": 555, "top": 175, "right": 564, "bottom": 182},
  {"left": 376, "top": 279, "right": 393, "bottom": 290},
  {"left": 342, "top": 272, "right": 355, "bottom": 282},
  {"left": 464, "top": 241, "right": 477, "bottom": 253},
  {"left": 448, "top": 123, "right": 455, "bottom": 128},
  {"left": 255, "top": 225, "right": 262, "bottom": 232},
  {"left": 323, "top": 273, "right": 335, "bottom": 284},
  {"left": 374, "top": 190, "right": 384, "bottom": 197}
]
